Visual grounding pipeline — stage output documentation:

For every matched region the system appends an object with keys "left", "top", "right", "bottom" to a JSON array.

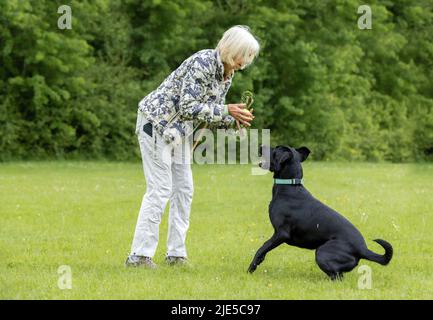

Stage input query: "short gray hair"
[{"left": 216, "top": 25, "right": 260, "bottom": 69}]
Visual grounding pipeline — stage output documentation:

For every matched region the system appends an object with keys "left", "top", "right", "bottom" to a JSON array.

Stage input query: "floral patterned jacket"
[{"left": 136, "top": 49, "right": 236, "bottom": 144}]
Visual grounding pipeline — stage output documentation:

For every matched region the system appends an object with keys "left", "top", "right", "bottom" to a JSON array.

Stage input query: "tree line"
[{"left": 0, "top": 0, "right": 432, "bottom": 161}]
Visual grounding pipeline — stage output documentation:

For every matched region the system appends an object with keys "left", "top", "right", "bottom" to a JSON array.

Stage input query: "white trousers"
[{"left": 130, "top": 118, "right": 193, "bottom": 258}]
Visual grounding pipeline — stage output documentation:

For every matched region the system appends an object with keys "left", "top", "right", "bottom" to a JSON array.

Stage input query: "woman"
[{"left": 126, "top": 25, "right": 260, "bottom": 268}]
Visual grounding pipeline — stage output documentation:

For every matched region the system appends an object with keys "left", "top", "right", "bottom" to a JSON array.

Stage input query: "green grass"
[{"left": 1, "top": 161, "right": 432, "bottom": 299}]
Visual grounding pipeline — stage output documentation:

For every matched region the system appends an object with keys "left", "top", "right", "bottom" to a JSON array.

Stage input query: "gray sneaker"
[
  {"left": 125, "top": 255, "right": 157, "bottom": 269},
  {"left": 165, "top": 256, "right": 188, "bottom": 266}
]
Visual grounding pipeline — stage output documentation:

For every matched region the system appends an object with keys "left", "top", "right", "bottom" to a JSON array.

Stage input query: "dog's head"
[{"left": 259, "top": 145, "right": 310, "bottom": 179}]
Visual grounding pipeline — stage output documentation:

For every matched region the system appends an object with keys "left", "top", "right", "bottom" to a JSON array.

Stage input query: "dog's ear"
[
  {"left": 296, "top": 147, "right": 311, "bottom": 162},
  {"left": 274, "top": 150, "right": 292, "bottom": 172}
]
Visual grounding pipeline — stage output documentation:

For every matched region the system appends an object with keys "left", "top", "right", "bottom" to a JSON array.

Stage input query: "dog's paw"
[
  {"left": 247, "top": 264, "right": 257, "bottom": 273},
  {"left": 329, "top": 273, "right": 344, "bottom": 281}
]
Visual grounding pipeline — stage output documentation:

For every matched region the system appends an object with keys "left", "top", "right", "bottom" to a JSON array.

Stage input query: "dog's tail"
[{"left": 360, "top": 239, "right": 393, "bottom": 265}]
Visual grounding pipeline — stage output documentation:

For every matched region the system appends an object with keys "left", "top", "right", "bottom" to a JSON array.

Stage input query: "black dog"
[{"left": 248, "top": 145, "right": 393, "bottom": 280}]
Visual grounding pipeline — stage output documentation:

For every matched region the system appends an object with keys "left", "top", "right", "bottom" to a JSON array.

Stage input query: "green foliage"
[{"left": 0, "top": 0, "right": 432, "bottom": 161}]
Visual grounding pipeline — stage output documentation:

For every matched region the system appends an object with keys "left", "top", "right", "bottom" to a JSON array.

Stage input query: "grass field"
[{"left": 1, "top": 161, "right": 432, "bottom": 299}]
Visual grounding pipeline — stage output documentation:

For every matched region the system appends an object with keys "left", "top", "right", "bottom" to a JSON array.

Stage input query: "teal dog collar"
[{"left": 274, "top": 178, "right": 304, "bottom": 185}]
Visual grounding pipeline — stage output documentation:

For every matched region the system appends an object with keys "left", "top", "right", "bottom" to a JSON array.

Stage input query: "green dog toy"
[{"left": 241, "top": 90, "right": 254, "bottom": 112}]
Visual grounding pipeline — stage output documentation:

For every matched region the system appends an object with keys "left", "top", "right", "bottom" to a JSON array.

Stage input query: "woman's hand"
[{"left": 228, "top": 103, "right": 254, "bottom": 130}]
